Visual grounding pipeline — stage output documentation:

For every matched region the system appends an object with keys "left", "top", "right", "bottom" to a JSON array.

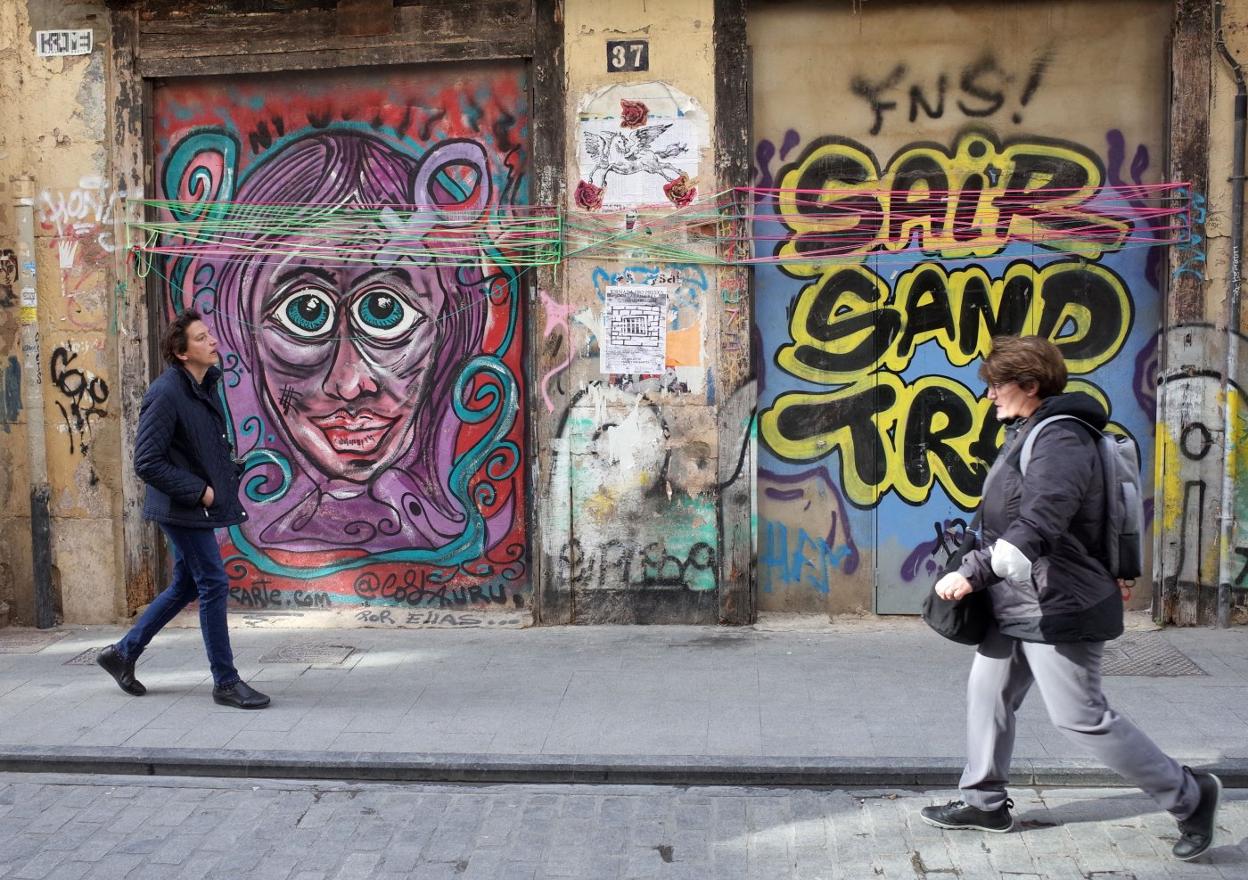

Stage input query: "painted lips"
[{"left": 310, "top": 409, "right": 397, "bottom": 455}]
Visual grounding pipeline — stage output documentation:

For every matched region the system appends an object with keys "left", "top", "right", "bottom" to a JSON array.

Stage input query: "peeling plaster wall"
[
  {"left": 1221, "top": 0, "right": 1248, "bottom": 623},
  {"left": 543, "top": 0, "right": 727, "bottom": 622},
  {"left": 0, "top": 0, "right": 32, "bottom": 625},
  {"left": 1152, "top": 0, "right": 1248, "bottom": 625},
  {"left": 0, "top": 0, "right": 123, "bottom": 625}
]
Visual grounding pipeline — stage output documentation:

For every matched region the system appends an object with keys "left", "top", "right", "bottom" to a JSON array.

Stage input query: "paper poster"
[
  {"left": 601, "top": 285, "right": 668, "bottom": 374},
  {"left": 574, "top": 84, "right": 705, "bottom": 212},
  {"left": 576, "top": 115, "right": 699, "bottom": 209}
]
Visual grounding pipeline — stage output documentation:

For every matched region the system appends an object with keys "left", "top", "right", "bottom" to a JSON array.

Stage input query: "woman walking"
[{"left": 922, "top": 335, "right": 1220, "bottom": 861}]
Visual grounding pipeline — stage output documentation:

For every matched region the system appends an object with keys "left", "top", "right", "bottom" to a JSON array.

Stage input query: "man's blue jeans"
[{"left": 116, "top": 524, "right": 240, "bottom": 688}]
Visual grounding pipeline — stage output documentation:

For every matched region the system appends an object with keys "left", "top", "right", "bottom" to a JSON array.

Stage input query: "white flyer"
[{"left": 601, "top": 285, "right": 668, "bottom": 374}]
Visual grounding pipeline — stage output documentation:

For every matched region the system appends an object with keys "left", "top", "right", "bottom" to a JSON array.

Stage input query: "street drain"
[
  {"left": 1102, "top": 632, "right": 1205, "bottom": 676},
  {"left": 0, "top": 629, "right": 71, "bottom": 653},
  {"left": 65, "top": 647, "right": 104, "bottom": 665},
  {"left": 259, "top": 643, "right": 357, "bottom": 665}
]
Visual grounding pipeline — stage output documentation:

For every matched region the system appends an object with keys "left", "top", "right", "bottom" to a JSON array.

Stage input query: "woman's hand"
[
  {"left": 934, "top": 571, "right": 973, "bottom": 601},
  {"left": 201, "top": 485, "right": 215, "bottom": 508}
]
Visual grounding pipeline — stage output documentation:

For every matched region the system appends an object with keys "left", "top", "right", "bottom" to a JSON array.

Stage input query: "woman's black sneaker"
[
  {"left": 920, "top": 799, "right": 1015, "bottom": 833},
  {"left": 1173, "top": 770, "right": 1222, "bottom": 860}
]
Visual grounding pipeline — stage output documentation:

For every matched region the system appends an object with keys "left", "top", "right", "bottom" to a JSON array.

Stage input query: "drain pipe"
[
  {"left": 1215, "top": 0, "right": 1245, "bottom": 629},
  {"left": 13, "top": 177, "right": 56, "bottom": 628}
]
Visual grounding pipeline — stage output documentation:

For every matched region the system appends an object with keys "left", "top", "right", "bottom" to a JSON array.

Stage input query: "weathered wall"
[
  {"left": 537, "top": 0, "right": 743, "bottom": 622},
  {"left": 1152, "top": 0, "right": 1248, "bottom": 626},
  {"left": 3, "top": 0, "right": 1243, "bottom": 628},
  {"left": 750, "top": 0, "right": 1172, "bottom": 614},
  {"left": 1219, "top": 0, "right": 1248, "bottom": 621},
  {"left": 0, "top": 0, "right": 30, "bottom": 626},
  {"left": 0, "top": 0, "right": 124, "bottom": 625}
]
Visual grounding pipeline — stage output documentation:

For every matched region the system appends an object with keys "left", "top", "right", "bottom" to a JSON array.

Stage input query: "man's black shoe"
[
  {"left": 1173, "top": 769, "right": 1222, "bottom": 861},
  {"left": 920, "top": 798, "right": 1014, "bottom": 833},
  {"left": 96, "top": 645, "right": 145, "bottom": 696},
  {"left": 212, "top": 681, "right": 270, "bottom": 709}
]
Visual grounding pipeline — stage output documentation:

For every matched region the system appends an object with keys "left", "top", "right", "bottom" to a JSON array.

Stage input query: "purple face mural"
[
  {"left": 255, "top": 256, "right": 446, "bottom": 482},
  {"left": 179, "top": 131, "right": 512, "bottom": 554}
]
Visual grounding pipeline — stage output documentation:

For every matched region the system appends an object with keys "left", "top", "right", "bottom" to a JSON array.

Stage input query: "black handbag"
[{"left": 921, "top": 511, "right": 992, "bottom": 645}]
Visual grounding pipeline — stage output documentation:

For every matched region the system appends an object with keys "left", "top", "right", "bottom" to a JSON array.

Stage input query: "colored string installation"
[{"left": 126, "top": 182, "right": 1193, "bottom": 274}]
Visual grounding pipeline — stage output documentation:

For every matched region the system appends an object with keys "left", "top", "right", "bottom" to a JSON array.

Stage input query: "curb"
[{"left": 3, "top": 746, "right": 1247, "bottom": 788}]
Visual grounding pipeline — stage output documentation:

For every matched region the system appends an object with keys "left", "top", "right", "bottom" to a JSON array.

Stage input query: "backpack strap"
[{"left": 1017, "top": 414, "right": 1099, "bottom": 476}]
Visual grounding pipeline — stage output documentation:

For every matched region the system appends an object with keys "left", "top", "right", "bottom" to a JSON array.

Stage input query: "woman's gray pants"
[{"left": 960, "top": 626, "right": 1201, "bottom": 819}]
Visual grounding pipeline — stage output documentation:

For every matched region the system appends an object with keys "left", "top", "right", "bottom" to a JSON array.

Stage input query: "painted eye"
[
  {"left": 273, "top": 288, "right": 335, "bottom": 338},
  {"left": 352, "top": 289, "right": 423, "bottom": 341}
]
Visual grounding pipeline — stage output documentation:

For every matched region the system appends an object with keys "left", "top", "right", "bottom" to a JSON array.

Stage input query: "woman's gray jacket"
[{"left": 956, "top": 391, "right": 1123, "bottom": 643}]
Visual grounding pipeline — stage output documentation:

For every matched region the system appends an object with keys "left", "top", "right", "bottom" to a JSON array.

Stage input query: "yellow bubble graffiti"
[
  {"left": 776, "top": 258, "right": 1133, "bottom": 385},
  {"left": 775, "top": 132, "right": 1129, "bottom": 272}
]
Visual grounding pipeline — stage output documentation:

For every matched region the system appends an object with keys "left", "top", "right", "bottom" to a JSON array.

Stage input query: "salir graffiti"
[
  {"left": 773, "top": 132, "right": 1127, "bottom": 264},
  {"left": 759, "top": 130, "right": 1144, "bottom": 512}
]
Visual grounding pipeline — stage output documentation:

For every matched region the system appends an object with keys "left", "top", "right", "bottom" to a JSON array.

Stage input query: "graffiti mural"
[
  {"left": 754, "top": 129, "right": 1165, "bottom": 611},
  {"left": 150, "top": 64, "right": 530, "bottom": 611},
  {"left": 749, "top": 0, "right": 1174, "bottom": 613}
]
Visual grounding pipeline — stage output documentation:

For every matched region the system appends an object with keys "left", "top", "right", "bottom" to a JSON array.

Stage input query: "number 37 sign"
[{"left": 606, "top": 40, "right": 649, "bottom": 72}]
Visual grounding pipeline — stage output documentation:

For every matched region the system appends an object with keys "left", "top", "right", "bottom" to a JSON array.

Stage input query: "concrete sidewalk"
[{"left": 1, "top": 613, "right": 1246, "bottom": 787}]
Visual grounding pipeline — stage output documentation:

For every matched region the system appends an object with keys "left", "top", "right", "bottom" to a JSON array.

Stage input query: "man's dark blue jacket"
[{"left": 135, "top": 365, "right": 247, "bottom": 529}]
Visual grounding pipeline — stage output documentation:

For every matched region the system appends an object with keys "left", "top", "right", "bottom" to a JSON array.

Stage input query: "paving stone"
[
  {"left": 1, "top": 775, "right": 1246, "bottom": 879},
  {"left": 39, "top": 861, "right": 91, "bottom": 880}
]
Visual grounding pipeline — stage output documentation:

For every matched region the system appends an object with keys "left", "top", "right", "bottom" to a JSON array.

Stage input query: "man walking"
[{"left": 98, "top": 309, "right": 269, "bottom": 709}]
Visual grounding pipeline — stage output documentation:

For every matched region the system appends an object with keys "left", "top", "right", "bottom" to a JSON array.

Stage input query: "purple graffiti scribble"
[
  {"left": 1106, "top": 129, "right": 1162, "bottom": 289},
  {"left": 764, "top": 488, "right": 805, "bottom": 502},
  {"left": 779, "top": 128, "right": 800, "bottom": 160},
  {"left": 1133, "top": 331, "right": 1159, "bottom": 420},
  {"left": 900, "top": 538, "right": 939, "bottom": 583},
  {"left": 1106, "top": 129, "right": 1127, "bottom": 188},
  {"left": 753, "top": 130, "right": 801, "bottom": 192},
  {"left": 754, "top": 139, "right": 776, "bottom": 190},
  {"left": 1130, "top": 143, "right": 1151, "bottom": 186},
  {"left": 900, "top": 517, "right": 970, "bottom": 583}
]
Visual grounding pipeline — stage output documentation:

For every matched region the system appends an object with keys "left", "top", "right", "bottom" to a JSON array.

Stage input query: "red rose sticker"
[
  {"left": 575, "top": 179, "right": 605, "bottom": 211},
  {"left": 619, "top": 99, "right": 649, "bottom": 129},
  {"left": 663, "top": 173, "right": 696, "bottom": 208}
]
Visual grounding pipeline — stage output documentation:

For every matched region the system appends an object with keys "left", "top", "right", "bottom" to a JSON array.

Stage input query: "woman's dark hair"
[
  {"left": 161, "top": 309, "right": 204, "bottom": 367},
  {"left": 978, "top": 335, "right": 1068, "bottom": 398}
]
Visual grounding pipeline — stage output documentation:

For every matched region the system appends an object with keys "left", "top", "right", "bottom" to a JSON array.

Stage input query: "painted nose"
[{"left": 322, "top": 334, "right": 380, "bottom": 401}]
